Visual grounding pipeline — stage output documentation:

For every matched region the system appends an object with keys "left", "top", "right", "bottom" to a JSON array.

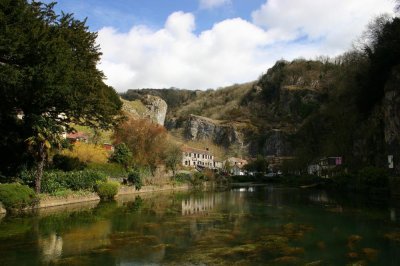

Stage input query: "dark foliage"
[{"left": 52, "top": 154, "right": 87, "bottom": 171}]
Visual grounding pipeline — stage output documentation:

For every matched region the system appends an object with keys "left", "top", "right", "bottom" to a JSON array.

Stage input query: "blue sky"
[
  {"left": 45, "top": 0, "right": 266, "bottom": 33},
  {"left": 43, "top": 0, "right": 397, "bottom": 91}
]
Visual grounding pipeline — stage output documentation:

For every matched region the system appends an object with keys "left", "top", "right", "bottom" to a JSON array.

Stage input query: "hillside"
[
  {"left": 119, "top": 17, "right": 400, "bottom": 173},
  {"left": 120, "top": 59, "right": 337, "bottom": 158}
]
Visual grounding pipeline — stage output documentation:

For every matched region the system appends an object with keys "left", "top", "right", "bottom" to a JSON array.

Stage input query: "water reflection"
[
  {"left": 181, "top": 194, "right": 222, "bottom": 216},
  {"left": 0, "top": 187, "right": 400, "bottom": 265},
  {"left": 39, "top": 233, "right": 62, "bottom": 262}
]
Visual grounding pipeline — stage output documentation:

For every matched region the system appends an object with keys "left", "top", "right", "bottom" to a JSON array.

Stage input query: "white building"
[{"left": 182, "top": 146, "right": 214, "bottom": 169}]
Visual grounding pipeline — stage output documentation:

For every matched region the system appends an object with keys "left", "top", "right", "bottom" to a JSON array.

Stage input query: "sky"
[{"left": 43, "top": 0, "right": 397, "bottom": 92}]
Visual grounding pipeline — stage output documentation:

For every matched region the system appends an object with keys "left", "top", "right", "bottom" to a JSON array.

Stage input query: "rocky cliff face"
[
  {"left": 262, "top": 129, "right": 292, "bottom": 156},
  {"left": 121, "top": 95, "right": 168, "bottom": 126},
  {"left": 184, "top": 115, "right": 245, "bottom": 148},
  {"left": 141, "top": 95, "right": 168, "bottom": 126}
]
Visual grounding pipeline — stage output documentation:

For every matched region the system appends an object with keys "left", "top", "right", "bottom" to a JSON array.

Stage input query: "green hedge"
[
  {"left": 96, "top": 181, "right": 120, "bottom": 200},
  {"left": 44, "top": 170, "right": 107, "bottom": 193},
  {"left": 0, "top": 183, "right": 37, "bottom": 211},
  {"left": 19, "top": 170, "right": 107, "bottom": 193}
]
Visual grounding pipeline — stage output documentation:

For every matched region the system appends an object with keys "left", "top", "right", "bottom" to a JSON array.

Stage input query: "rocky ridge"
[{"left": 121, "top": 95, "right": 168, "bottom": 126}]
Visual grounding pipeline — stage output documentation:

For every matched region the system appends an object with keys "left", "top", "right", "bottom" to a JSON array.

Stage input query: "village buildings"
[
  {"left": 226, "top": 157, "right": 248, "bottom": 175},
  {"left": 307, "top": 157, "right": 343, "bottom": 177},
  {"left": 181, "top": 146, "right": 248, "bottom": 174},
  {"left": 182, "top": 146, "right": 215, "bottom": 169}
]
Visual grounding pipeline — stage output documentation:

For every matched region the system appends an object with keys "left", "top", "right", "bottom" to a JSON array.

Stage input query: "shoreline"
[{"left": 0, "top": 183, "right": 190, "bottom": 216}]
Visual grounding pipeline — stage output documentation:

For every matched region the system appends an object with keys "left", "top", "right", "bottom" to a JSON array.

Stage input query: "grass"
[{"left": 40, "top": 189, "right": 95, "bottom": 200}]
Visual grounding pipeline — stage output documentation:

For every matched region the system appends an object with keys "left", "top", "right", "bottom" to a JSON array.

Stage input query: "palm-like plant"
[{"left": 25, "top": 117, "right": 63, "bottom": 193}]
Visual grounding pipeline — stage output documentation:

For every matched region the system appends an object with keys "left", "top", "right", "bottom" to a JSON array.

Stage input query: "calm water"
[{"left": 1, "top": 186, "right": 400, "bottom": 265}]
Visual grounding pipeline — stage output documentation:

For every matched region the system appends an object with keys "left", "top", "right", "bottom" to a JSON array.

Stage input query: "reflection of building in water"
[
  {"left": 308, "top": 191, "right": 335, "bottom": 204},
  {"left": 181, "top": 194, "right": 222, "bottom": 216},
  {"left": 39, "top": 233, "right": 63, "bottom": 262}
]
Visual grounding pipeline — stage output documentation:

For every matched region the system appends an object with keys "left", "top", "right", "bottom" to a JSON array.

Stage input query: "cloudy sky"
[{"left": 45, "top": 0, "right": 396, "bottom": 92}]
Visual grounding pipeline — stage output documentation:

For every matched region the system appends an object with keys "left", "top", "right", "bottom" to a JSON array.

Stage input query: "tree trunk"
[{"left": 35, "top": 143, "right": 46, "bottom": 194}]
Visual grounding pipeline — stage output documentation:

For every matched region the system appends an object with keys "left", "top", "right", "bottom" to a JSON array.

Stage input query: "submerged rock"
[
  {"left": 384, "top": 231, "right": 400, "bottom": 242},
  {"left": 347, "top": 235, "right": 363, "bottom": 250},
  {"left": 362, "top": 248, "right": 379, "bottom": 261},
  {"left": 272, "top": 256, "right": 300, "bottom": 264},
  {"left": 347, "top": 252, "right": 359, "bottom": 259}
]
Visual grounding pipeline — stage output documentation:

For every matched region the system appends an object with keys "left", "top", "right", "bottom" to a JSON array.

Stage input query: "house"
[
  {"left": 213, "top": 157, "right": 223, "bottom": 169},
  {"left": 308, "top": 157, "right": 342, "bottom": 177},
  {"left": 66, "top": 132, "right": 89, "bottom": 143},
  {"left": 182, "top": 146, "right": 215, "bottom": 169},
  {"left": 103, "top": 143, "right": 114, "bottom": 152},
  {"left": 226, "top": 157, "right": 248, "bottom": 175}
]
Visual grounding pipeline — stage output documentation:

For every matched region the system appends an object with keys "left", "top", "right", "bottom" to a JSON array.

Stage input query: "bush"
[
  {"left": 52, "top": 154, "right": 86, "bottom": 171},
  {"left": 96, "top": 181, "right": 120, "bottom": 200},
  {"left": 0, "top": 183, "right": 37, "bottom": 211},
  {"left": 109, "top": 143, "right": 132, "bottom": 169},
  {"left": 175, "top": 173, "right": 191, "bottom": 183},
  {"left": 127, "top": 169, "right": 143, "bottom": 190},
  {"left": 189, "top": 172, "right": 206, "bottom": 188},
  {"left": 87, "top": 162, "right": 126, "bottom": 178},
  {"left": 21, "top": 170, "right": 108, "bottom": 193}
]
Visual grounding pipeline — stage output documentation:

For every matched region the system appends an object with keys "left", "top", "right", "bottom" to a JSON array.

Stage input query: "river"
[{"left": 0, "top": 186, "right": 400, "bottom": 265}]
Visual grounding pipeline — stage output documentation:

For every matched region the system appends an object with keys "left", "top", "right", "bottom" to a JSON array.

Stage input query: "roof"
[
  {"left": 227, "top": 157, "right": 248, "bottom": 165},
  {"left": 66, "top": 132, "right": 89, "bottom": 140},
  {"left": 181, "top": 146, "right": 212, "bottom": 156}
]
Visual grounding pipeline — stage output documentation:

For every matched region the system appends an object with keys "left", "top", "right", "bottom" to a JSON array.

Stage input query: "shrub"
[
  {"left": 175, "top": 173, "right": 191, "bottom": 183},
  {"left": 189, "top": 172, "right": 206, "bottom": 188},
  {"left": 0, "top": 183, "right": 37, "bottom": 211},
  {"left": 52, "top": 154, "right": 86, "bottom": 171},
  {"left": 21, "top": 170, "right": 108, "bottom": 193},
  {"left": 109, "top": 143, "right": 132, "bottom": 169},
  {"left": 87, "top": 162, "right": 126, "bottom": 178},
  {"left": 96, "top": 181, "right": 120, "bottom": 200},
  {"left": 127, "top": 169, "right": 143, "bottom": 191}
]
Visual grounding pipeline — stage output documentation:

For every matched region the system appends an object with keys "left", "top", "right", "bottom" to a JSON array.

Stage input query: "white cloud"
[
  {"left": 97, "top": 1, "right": 396, "bottom": 92},
  {"left": 252, "top": 0, "right": 395, "bottom": 52},
  {"left": 199, "top": 0, "right": 231, "bottom": 9}
]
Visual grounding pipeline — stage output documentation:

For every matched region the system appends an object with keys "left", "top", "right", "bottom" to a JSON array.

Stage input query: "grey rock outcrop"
[
  {"left": 262, "top": 129, "right": 292, "bottom": 156},
  {"left": 121, "top": 95, "right": 168, "bottom": 126},
  {"left": 184, "top": 115, "right": 244, "bottom": 148},
  {"left": 141, "top": 95, "right": 168, "bottom": 126}
]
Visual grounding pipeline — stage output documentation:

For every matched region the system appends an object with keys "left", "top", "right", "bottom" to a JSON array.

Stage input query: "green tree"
[
  {"left": 109, "top": 143, "right": 133, "bottom": 170},
  {"left": 164, "top": 144, "right": 182, "bottom": 176},
  {"left": 244, "top": 155, "right": 269, "bottom": 173},
  {"left": 0, "top": 1, "right": 122, "bottom": 190}
]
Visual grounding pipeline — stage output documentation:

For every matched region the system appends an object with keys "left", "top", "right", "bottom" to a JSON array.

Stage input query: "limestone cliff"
[
  {"left": 121, "top": 95, "right": 168, "bottom": 125},
  {"left": 184, "top": 115, "right": 245, "bottom": 148}
]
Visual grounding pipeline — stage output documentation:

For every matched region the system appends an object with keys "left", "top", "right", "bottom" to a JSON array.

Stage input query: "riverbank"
[{"left": 0, "top": 183, "right": 190, "bottom": 216}]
